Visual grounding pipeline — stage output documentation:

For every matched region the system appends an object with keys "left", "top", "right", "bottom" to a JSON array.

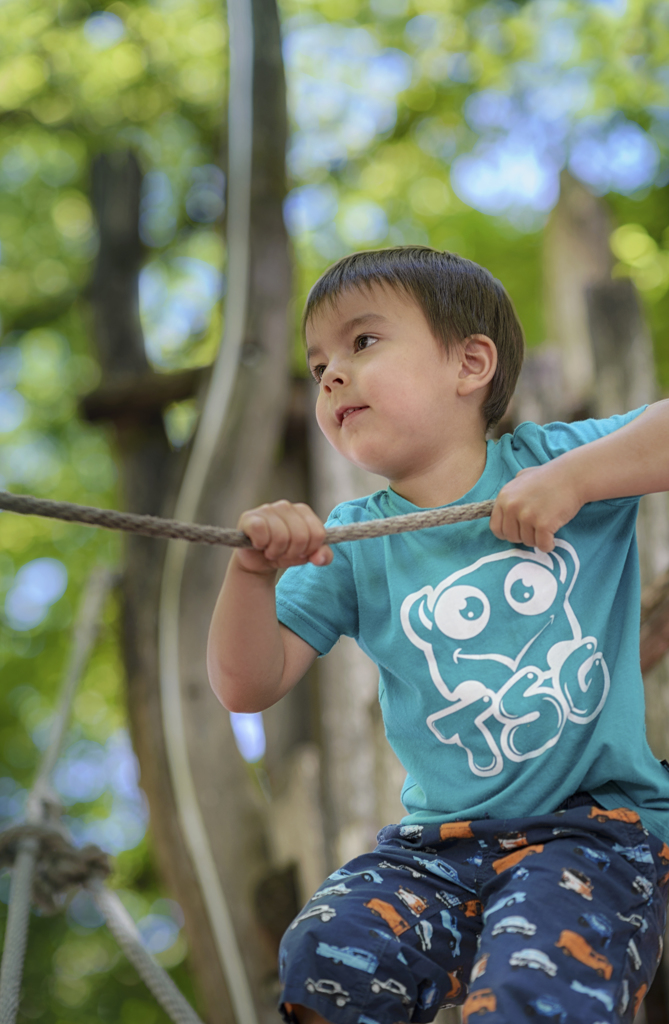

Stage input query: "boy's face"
[{"left": 305, "top": 283, "right": 480, "bottom": 488}]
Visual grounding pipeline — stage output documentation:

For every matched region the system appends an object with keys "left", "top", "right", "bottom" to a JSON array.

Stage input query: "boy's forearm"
[
  {"left": 207, "top": 554, "right": 286, "bottom": 713},
  {"left": 560, "top": 399, "right": 669, "bottom": 505},
  {"left": 492, "top": 400, "right": 669, "bottom": 552}
]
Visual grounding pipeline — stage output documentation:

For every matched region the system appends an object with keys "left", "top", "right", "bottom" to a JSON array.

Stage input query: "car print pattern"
[{"left": 279, "top": 797, "right": 669, "bottom": 1024}]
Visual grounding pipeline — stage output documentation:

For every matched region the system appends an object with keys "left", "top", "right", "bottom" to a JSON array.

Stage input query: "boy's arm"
[
  {"left": 491, "top": 399, "right": 669, "bottom": 553},
  {"left": 207, "top": 501, "right": 332, "bottom": 713}
]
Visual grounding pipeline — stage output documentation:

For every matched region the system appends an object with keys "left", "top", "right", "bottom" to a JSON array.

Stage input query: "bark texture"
[
  {"left": 85, "top": 0, "right": 295, "bottom": 1016},
  {"left": 537, "top": 174, "right": 669, "bottom": 1022}
]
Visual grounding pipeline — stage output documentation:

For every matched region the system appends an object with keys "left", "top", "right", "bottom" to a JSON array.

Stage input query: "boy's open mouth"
[{"left": 336, "top": 405, "right": 368, "bottom": 425}]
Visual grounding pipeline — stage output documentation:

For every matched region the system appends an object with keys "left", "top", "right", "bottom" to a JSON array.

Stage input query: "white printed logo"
[{"left": 400, "top": 541, "right": 608, "bottom": 777}]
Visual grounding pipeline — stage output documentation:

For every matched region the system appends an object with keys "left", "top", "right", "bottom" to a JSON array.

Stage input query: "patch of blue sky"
[
  {"left": 536, "top": 18, "right": 577, "bottom": 65},
  {"left": 140, "top": 170, "right": 177, "bottom": 248},
  {"left": 370, "top": 0, "right": 409, "bottom": 19},
  {"left": 140, "top": 256, "right": 223, "bottom": 367},
  {"left": 0, "top": 390, "right": 25, "bottom": 435},
  {"left": 451, "top": 135, "right": 560, "bottom": 219},
  {"left": 0, "top": 145, "right": 39, "bottom": 190},
  {"left": 83, "top": 11, "right": 126, "bottom": 50},
  {"left": 53, "top": 739, "right": 109, "bottom": 804},
  {"left": 464, "top": 91, "right": 517, "bottom": 133},
  {"left": 525, "top": 71, "right": 591, "bottom": 123},
  {"left": 1, "top": 433, "right": 61, "bottom": 489},
  {"left": 138, "top": 913, "right": 180, "bottom": 954},
  {"left": 284, "top": 22, "right": 412, "bottom": 177},
  {"left": 67, "top": 890, "right": 106, "bottom": 929},
  {"left": 5, "top": 557, "right": 67, "bottom": 632},
  {"left": 0, "top": 777, "right": 26, "bottom": 825},
  {"left": 586, "top": 0, "right": 627, "bottom": 14},
  {"left": 414, "top": 120, "right": 460, "bottom": 163},
  {"left": 230, "top": 711, "right": 266, "bottom": 763},
  {"left": 453, "top": 38, "right": 660, "bottom": 223},
  {"left": 69, "top": 799, "right": 148, "bottom": 854},
  {"left": 339, "top": 201, "right": 388, "bottom": 246},
  {"left": 569, "top": 118, "right": 661, "bottom": 195},
  {"left": 404, "top": 15, "right": 440, "bottom": 50},
  {"left": 185, "top": 165, "right": 226, "bottom": 224},
  {"left": 60, "top": 732, "right": 149, "bottom": 854},
  {"left": 284, "top": 183, "right": 338, "bottom": 236},
  {"left": 0, "top": 347, "right": 22, "bottom": 390}
]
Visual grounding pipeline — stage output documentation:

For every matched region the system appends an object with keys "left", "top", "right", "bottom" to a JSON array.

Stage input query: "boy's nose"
[{"left": 321, "top": 364, "right": 348, "bottom": 391}]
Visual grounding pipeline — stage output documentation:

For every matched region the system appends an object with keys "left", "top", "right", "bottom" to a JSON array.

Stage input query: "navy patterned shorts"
[{"left": 278, "top": 795, "right": 669, "bottom": 1024}]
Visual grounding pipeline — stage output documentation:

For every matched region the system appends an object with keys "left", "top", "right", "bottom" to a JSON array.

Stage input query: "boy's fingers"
[
  {"left": 535, "top": 527, "right": 555, "bottom": 553},
  {"left": 519, "top": 520, "right": 536, "bottom": 549},
  {"left": 273, "top": 504, "right": 312, "bottom": 560},
  {"left": 239, "top": 512, "right": 271, "bottom": 549},
  {"left": 308, "top": 544, "right": 333, "bottom": 566},
  {"left": 262, "top": 510, "right": 295, "bottom": 560}
]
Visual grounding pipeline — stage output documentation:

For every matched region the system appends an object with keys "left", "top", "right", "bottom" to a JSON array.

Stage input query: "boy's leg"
[
  {"left": 278, "top": 825, "right": 483, "bottom": 1023},
  {"left": 465, "top": 799, "right": 669, "bottom": 1022}
]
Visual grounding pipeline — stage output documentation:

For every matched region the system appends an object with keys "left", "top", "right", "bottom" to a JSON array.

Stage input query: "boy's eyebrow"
[
  {"left": 306, "top": 313, "right": 391, "bottom": 363},
  {"left": 339, "top": 312, "right": 391, "bottom": 336}
]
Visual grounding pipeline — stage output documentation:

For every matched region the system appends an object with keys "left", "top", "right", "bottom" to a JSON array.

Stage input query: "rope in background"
[
  {"left": 0, "top": 570, "right": 113, "bottom": 1024},
  {"left": 0, "top": 489, "right": 496, "bottom": 546},
  {"left": 91, "top": 881, "right": 204, "bottom": 1024},
  {"left": 0, "top": 570, "right": 206, "bottom": 1024}
]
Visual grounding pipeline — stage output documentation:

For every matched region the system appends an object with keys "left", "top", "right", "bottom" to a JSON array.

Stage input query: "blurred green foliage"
[{"left": 0, "top": 0, "right": 667, "bottom": 1019}]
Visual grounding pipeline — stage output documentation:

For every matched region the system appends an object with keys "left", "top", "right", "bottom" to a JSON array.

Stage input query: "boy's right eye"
[{"left": 311, "top": 364, "right": 326, "bottom": 383}]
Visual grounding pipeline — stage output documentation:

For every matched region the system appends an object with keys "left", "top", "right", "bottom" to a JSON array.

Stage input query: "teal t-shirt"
[{"left": 276, "top": 411, "right": 669, "bottom": 843}]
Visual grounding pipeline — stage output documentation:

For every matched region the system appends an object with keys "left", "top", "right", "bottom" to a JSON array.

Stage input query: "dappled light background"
[{"left": 0, "top": 0, "right": 668, "bottom": 1019}]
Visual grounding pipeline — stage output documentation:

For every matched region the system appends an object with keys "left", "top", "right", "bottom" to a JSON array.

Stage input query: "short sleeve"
[
  {"left": 275, "top": 525, "right": 358, "bottom": 656},
  {"left": 514, "top": 407, "right": 647, "bottom": 461}
]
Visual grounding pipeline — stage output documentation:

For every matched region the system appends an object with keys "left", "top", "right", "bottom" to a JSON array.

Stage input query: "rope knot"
[{"left": 0, "top": 824, "right": 111, "bottom": 913}]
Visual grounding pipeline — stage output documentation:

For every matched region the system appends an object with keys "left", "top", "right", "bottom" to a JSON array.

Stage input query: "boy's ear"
[{"left": 456, "top": 334, "right": 497, "bottom": 397}]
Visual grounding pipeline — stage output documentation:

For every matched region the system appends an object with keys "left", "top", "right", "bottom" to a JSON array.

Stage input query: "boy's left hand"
[{"left": 490, "top": 463, "right": 584, "bottom": 553}]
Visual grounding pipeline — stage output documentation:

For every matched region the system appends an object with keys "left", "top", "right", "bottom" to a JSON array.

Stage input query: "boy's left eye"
[{"left": 354, "top": 334, "right": 378, "bottom": 352}]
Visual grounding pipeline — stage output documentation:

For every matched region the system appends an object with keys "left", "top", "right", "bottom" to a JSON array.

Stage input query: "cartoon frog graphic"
[{"left": 400, "top": 540, "right": 608, "bottom": 777}]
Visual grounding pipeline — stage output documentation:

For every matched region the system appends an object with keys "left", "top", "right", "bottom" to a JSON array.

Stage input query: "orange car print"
[
  {"left": 460, "top": 898, "right": 484, "bottom": 917},
  {"left": 440, "top": 821, "right": 474, "bottom": 840},
  {"left": 555, "top": 930, "right": 613, "bottom": 979},
  {"left": 588, "top": 806, "right": 643, "bottom": 830},
  {"left": 462, "top": 988, "right": 496, "bottom": 1023},
  {"left": 364, "top": 898, "right": 410, "bottom": 936},
  {"left": 493, "top": 844, "right": 544, "bottom": 875},
  {"left": 445, "top": 967, "right": 465, "bottom": 999},
  {"left": 659, "top": 843, "right": 669, "bottom": 864},
  {"left": 633, "top": 983, "right": 648, "bottom": 1015}
]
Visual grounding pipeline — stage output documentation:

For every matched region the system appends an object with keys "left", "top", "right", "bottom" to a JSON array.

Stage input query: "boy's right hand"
[{"left": 235, "top": 500, "right": 333, "bottom": 575}]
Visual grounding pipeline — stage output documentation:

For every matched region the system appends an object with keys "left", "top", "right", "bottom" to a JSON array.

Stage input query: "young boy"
[{"left": 207, "top": 247, "right": 669, "bottom": 1024}]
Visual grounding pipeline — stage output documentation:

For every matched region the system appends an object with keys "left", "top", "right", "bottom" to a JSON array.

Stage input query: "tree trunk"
[
  {"left": 172, "top": 0, "right": 295, "bottom": 1018},
  {"left": 539, "top": 175, "right": 669, "bottom": 1024},
  {"left": 86, "top": 0, "right": 295, "bottom": 1018}
]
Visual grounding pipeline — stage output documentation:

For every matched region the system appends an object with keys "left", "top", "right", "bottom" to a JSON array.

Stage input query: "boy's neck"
[{"left": 389, "top": 434, "right": 488, "bottom": 509}]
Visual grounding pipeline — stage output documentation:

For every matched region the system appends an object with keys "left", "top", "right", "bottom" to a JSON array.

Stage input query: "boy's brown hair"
[{"left": 303, "top": 246, "right": 525, "bottom": 429}]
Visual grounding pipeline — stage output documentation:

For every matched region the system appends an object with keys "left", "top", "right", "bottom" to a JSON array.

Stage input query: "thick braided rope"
[
  {"left": 90, "top": 881, "right": 204, "bottom": 1024},
  {"left": 0, "top": 839, "right": 38, "bottom": 1024},
  {"left": 0, "top": 490, "right": 495, "bottom": 546}
]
